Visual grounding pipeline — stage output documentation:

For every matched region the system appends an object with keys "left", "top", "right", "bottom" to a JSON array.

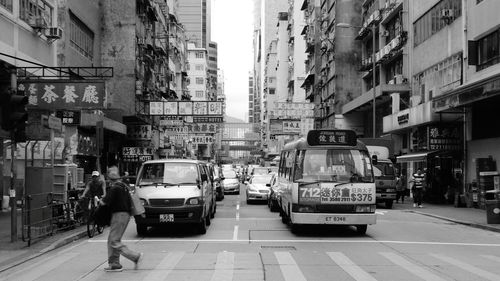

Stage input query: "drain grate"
[{"left": 261, "top": 245, "right": 296, "bottom": 250}]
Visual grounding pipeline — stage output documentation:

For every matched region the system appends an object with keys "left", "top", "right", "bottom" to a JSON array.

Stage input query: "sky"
[{"left": 212, "top": 0, "right": 254, "bottom": 122}]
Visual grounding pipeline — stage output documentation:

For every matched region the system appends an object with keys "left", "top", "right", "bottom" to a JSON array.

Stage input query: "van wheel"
[
  {"left": 198, "top": 218, "right": 207, "bottom": 234},
  {"left": 136, "top": 224, "right": 147, "bottom": 236},
  {"left": 290, "top": 223, "right": 300, "bottom": 234},
  {"left": 385, "top": 200, "right": 393, "bottom": 209},
  {"left": 356, "top": 225, "right": 367, "bottom": 235}
]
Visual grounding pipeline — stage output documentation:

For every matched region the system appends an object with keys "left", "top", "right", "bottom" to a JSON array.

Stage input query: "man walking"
[
  {"left": 100, "top": 166, "right": 143, "bottom": 272},
  {"left": 411, "top": 168, "right": 426, "bottom": 208}
]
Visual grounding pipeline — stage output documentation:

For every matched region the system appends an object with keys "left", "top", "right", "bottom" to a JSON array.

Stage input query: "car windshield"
[
  {"left": 373, "top": 162, "right": 395, "bottom": 177},
  {"left": 251, "top": 175, "right": 272, "bottom": 184},
  {"left": 138, "top": 163, "right": 199, "bottom": 186},
  {"left": 222, "top": 170, "right": 237, "bottom": 178},
  {"left": 294, "top": 149, "right": 374, "bottom": 183}
]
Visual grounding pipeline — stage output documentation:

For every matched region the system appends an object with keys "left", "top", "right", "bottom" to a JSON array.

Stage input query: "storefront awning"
[{"left": 396, "top": 151, "right": 441, "bottom": 163}]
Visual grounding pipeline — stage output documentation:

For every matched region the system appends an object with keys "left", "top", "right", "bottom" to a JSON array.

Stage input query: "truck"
[{"left": 360, "top": 138, "right": 397, "bottom": 209}]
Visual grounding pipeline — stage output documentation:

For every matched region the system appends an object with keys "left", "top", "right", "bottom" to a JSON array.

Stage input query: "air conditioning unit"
[
  {"left": 394, "top": 74, "right": 404, "bottom": 84},
  {"left": 440, "top": 9, "right": 454, "bottom": 19},
  {"left": 45, "top": 27, "right": 63, "bottom": 39},
  {"left": 381, "top": 30, "right": 390, "bottom": 37}
]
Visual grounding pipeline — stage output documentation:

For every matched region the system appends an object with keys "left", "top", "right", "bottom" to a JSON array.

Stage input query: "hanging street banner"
[
  {"left": 18, "top": 80, "right": 106, "bottom": 110},
  {"left": 149, "top": 101, "right": 223, "bottom": 116},
  {"left": 269, "top": 102, "right": 314, "bottom": 119}
]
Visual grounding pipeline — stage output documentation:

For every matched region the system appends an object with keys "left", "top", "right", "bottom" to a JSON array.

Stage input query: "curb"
[
  {"left": 0, "top": 229, "right": 88, "bottom": 274},
  {"left": 410, "top": 210, "right": 500, "bottom": 233}
]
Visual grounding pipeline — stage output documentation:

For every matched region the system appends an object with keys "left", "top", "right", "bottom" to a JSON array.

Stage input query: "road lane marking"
[
  {"left": 142, "top": 252, "right": 184, "bottom": 281},
  {"left": 481, "top": 255, "right": 500, "bottom": 263},
  {"left": 210, "top": 251, "right": 235, "bottom": 281},
  {"left": 0, "top": 252, "right": 78, "bottom": 281},
  {"left": 86, "top": 239, "right": 500, "bottom": 247},
  {"left": 380, "top": 252, "right": 446, "bottom": 281},
  {"left": 274, "top": 252, "right": 307, "bottom": 281},
  {"left": 327, "top": 252, "right": 377, "bottom": 281},
  {"left": 236, "top": 203, "right": 240, "bottom": 210},
  {"left": 431, "top": 253, "right": 500, "bottom": 281},
  {"left": 232, "top": 225, "right": 239, "bottom": 241},
  {"left": 236, "top": 213, "right": 240, "bottom": 221}
]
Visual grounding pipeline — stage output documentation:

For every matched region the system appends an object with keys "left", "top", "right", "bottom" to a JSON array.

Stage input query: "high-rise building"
[
  {"left": 207, "top": 41, "right": 218, "bottom": 101},
  {"left": 248, "top": 74, "right": 255, "bottom": 123},
  {"left": 187, "top": 43, "right": 208, "bottom": 101},
  {"left": 177, "top": 0, "right": 212, "bottom": 48}
]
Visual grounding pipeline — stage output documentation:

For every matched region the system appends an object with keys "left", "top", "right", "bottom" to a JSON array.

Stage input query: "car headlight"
[
  {"left": 140, "top": 198, "right": 148, "bottom": 206},
  {"left": 187, "top": 197, "right": 203, "bottom": 205}
]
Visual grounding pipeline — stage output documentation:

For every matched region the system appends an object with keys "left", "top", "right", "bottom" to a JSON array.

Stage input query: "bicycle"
[{"left": 86, "top": 196, "right": 104, "bottom": 238}]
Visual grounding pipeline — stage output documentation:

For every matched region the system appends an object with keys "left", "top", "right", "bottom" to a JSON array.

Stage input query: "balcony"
[{"left": 381, "top": 0, "right": 403, "bottom": 25}]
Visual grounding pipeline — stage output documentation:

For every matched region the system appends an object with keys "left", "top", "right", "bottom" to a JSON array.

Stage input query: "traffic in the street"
[{"left": 1, "top": 179, "right": 500, "bottom": 281}]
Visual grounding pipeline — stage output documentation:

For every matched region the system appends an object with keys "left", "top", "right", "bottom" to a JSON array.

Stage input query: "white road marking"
[
  {"left": 0, "top": 252, "right": 79, "bottom": 281},
  {"left": 236, "top": 213, "right": 240, "bottom": 221},
  {"left": 380, "top": 252, "right": 446, "bottom": 281},
  {"left": 481, "top": 254, "right": 500, "bottom": 263},
  {"left": 327, "top": 252, "right": 377, "bottom": 281},
  {"left": 210, "top": 251, "right": 235, "bottom": 281},
  {"left": 232, "top": 225, "right": 239, "bottom": 241},
  {"left": 236, "top": 203, "right": 240, "bottom": 210},
  {"left": 375, "top": 211, "right": 387, "bottom": 215},
  {"left": 431, "top": 253, "right": 500, "bottom": 281},
  {"left": 142, "top": 252, "right": 184, "bottom": 281},
  {"left": 86, "top": 239, "right": 500, "bottom": 247},
  {"left": 274, "top": 252, "right": 307, "bottom": 281}
]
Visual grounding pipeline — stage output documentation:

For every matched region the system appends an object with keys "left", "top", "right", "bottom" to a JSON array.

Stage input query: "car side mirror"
[
  {"left": 371, "top": 155, "right": 378, "bottom": 166},
  {"left": 266, "top": 183, "right": 271, "bottom": 187}
]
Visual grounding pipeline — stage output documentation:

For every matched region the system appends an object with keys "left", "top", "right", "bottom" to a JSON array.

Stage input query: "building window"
[
  {"left": 269, "top": 89, "right": 276, "bottom": 95},
  {"left": 19, "top": 0, "right": 53, "bottom": 27},
  {"left": 186, "top": 64, "right": 190, "bottom": 70},
  {"left": 195, "top": 64, "right": 204, "bottom": 71},
  {"left": 0, "top": 0, "right": 13, "bottom": 12},
  {"left": 195, "top": 91, "right": 204, "bottom": 98},
  {"left": 196, "top": 77, "right": 204, "bottom": 84},
  {"left": 69, "top": 11, "right": 94, "bottom": 60},
  {"left": 195, "top": 52, "right": 204, "bottom": 59},
  {"left": 477, "top": 29, "right": 500, "bottom": 71},
  {"left": 413, "top": 0, "right": 461, "bottom": 46}
]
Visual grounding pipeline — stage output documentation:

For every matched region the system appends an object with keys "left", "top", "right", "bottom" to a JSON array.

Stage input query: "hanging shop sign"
[
  {"left": 18, "top": 80, "right": 105, "bottom": 110},
  {"left": 164, "top": 123, "right": 218, "bottom": 134},
  {"left": 282, "top": 120, "right": 301, "bottom": 133},
  {"left": 191, "top": 135, "right": 214, "bottom": 145},
  {"left": 149, "top": 101, "right": 223, "bottom": 116},
  {"left": 127, "top": 125, "right": 152, "bottom": 140},
  {"left": 427, "top": 124, "right": 462, "bottom": 151},
  {"left": 56, "top": 110, "right": 81, "bottom": 125},
  {"left": 122, "top": 147, "right": 154, "bottom": 162},
  {"left": 269, "top": 102, "right": 315, "bottom": 119},
  {"left": 191, "top": 116, "right": 223, "bottom": 123}
]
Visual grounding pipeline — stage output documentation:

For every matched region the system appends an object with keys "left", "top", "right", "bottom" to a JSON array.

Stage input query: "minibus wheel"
[{"left": 356, "top": 225, "right": 367, "bottom": 235}]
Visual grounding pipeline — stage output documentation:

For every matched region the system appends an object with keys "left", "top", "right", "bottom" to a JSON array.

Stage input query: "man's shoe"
[
  {"left": 134, "top": 253, "right": 144, "bottom": 270},
  {"left": 104, "top": 264, "right": 123, "bottom": 272}
]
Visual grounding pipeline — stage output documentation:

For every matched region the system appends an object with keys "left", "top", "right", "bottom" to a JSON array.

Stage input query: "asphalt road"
[{"left": 2, "top": 183, "right": 500, "bottom": 281}]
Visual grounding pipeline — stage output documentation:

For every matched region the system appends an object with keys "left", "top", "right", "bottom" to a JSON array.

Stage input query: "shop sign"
[
  {"left": 122, "top": 147, "right": 154, "bottom": 162},
  {"left": 127, "top": 125, "right": 152, "bottom": 140},
  {"left": 427, "top": 125, "right": 462, "bottom": 151},
  {"left": 149, "top": 101, "right": 223, "bottom": 116},
  {"left": 191, "top": 116, "right": 223, "bottom": 123},
  {"left": 283, "top": 120, "right": 301, "bottom": 133},
  {"left": 56, "top": 111, "right": 80, "bottom": 125},
  {"left": 164, "top": 123, "right": 218, "bottom": 134},
  {"left": 270, "top": 119, "right": 283, "bottom": 135},
  {"left": 18, "top": 80, "right": 105, "bottom": 110},
  {"left": 191, "top": 135, "right": 214, "bottom": 145},
  {"left": 397, "top": 113, "right": 409, "bottom": 124},
  {"left": 270, "top": 102, "right": 315, "bottom": 119}
]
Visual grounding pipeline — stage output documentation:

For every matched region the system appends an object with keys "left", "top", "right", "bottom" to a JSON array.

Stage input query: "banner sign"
[
  {"left": 270, "top": 102, "right": 314, "bottom": 119},
  {"left": 191, "top": 116, "right": 223, "bottom": 123},
  {"left": 427, "top": 124, "right": 462, "bottom": 151},
  {"left": 191, "top": 135, "right": 214, "bottom": 144},
  {"left": 127, "top": 125, "right": 152, "bottom": 140},
  {"left": 282, "top": 120, "right": 301, "bottom": 133},
  {"left": 164, "top": 123, "right": 218, "bottom": 134},
  {"left": 19, "top": 80, "right": 105, "bottom": 110},
  {"left": 122, "top": 147, "right": 154, "bottom": 162},
  {"left": 149, "top": 101, "right": 223, "bottom": 116}
]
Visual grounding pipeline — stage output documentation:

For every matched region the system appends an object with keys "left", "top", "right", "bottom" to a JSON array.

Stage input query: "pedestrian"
[
  {"left": 100, "top": 166, "right": 143, "bottom": 272},
  {"left": 410, "top": 168, "right": 426, "bottom": 208},
  {"left": 395, "top": 174, "right": 404, "bottom": 203}
]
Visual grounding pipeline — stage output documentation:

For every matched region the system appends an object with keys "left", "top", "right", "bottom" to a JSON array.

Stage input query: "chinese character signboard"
[
  {"left": 191, "top": 116, "right": 223, "bottom": 123},
  {"left": 56, "top": 111, "right": 81, "bottom": 125},
  {"left": 179, "top": 102, "right": 193, "bottom": 115},
  {"left": 127, "top": 125, "right": 152, "bottom": 140},
  {"left": 148, "top": 101, "right": 223, "bottom": 116},
  {"left": 427, "top": 125, "right": 462, "bottom": 151},
  {"left": 270, "top": 102, "right": 314, "bottom": 119},
  {"left": 122, "top": 147, "right": 154, "bottom": 162},
  {"left": 282, "top": 120, "right": 301, "bottom": 133},
  {"left": 19, "top": 81, "right": 105, "bottom": 110},
  {"left": 191, "top": 135, "right": 214, "bottom": 145}
]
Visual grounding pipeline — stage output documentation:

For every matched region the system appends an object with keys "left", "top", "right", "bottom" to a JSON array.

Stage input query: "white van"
[{"left": 133, "top": 159, "right": 215, "bottom": 235}]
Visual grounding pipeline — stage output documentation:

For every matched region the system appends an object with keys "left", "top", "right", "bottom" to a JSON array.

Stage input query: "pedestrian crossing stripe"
[{"left": 2, "top": 251, "right": 500, "bottom": 281}]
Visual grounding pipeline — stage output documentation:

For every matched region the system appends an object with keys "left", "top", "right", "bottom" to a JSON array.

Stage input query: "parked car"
[
  {"left": 221, "top": 169, "right": 240, "bottom": 194},
  {"left": 134, "top": 159, "right": 216, "bottom": 235},
  {"left": 246, "top": 174, "right": 273, "bottom": 204},
  {"left": 251, "top": 167, "right": 269, "bottom": 177}
]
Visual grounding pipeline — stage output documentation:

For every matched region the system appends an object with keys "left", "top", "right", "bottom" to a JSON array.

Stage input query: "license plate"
[
  {"left": 159, "top": 214, "right": 174, "bottom": 222},
  {"left": 325, "top": 216, "right": 346, "bottom": 222}
]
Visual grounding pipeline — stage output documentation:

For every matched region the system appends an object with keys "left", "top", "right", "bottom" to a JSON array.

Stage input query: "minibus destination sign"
[{"left": 307, "top": 130, "right": 357, "bottom": 146}]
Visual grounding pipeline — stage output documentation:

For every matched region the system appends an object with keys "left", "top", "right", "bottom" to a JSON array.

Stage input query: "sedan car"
[
  {"left": 221, "top": 169, "right": 240, "bottom": 194},
  {"left": 245, "top": 174, "right": 273, "bottom": 204}
]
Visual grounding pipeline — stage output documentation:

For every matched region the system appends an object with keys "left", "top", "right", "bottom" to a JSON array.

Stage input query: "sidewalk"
[
  {"left": 0, "top": 209, "right": 87, "bottom": 273},
  {"left": 392, "top": 200, "right": 500, "bottom": 233}
]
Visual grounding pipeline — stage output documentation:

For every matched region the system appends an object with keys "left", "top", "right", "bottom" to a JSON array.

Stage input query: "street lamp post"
[{"left": 337, "top": 22, "right": 377, "bottom": 138}]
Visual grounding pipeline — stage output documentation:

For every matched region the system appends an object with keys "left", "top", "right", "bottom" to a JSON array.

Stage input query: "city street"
[{"left": 1, "top": 183, "right": 500, "bottom": 281}]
